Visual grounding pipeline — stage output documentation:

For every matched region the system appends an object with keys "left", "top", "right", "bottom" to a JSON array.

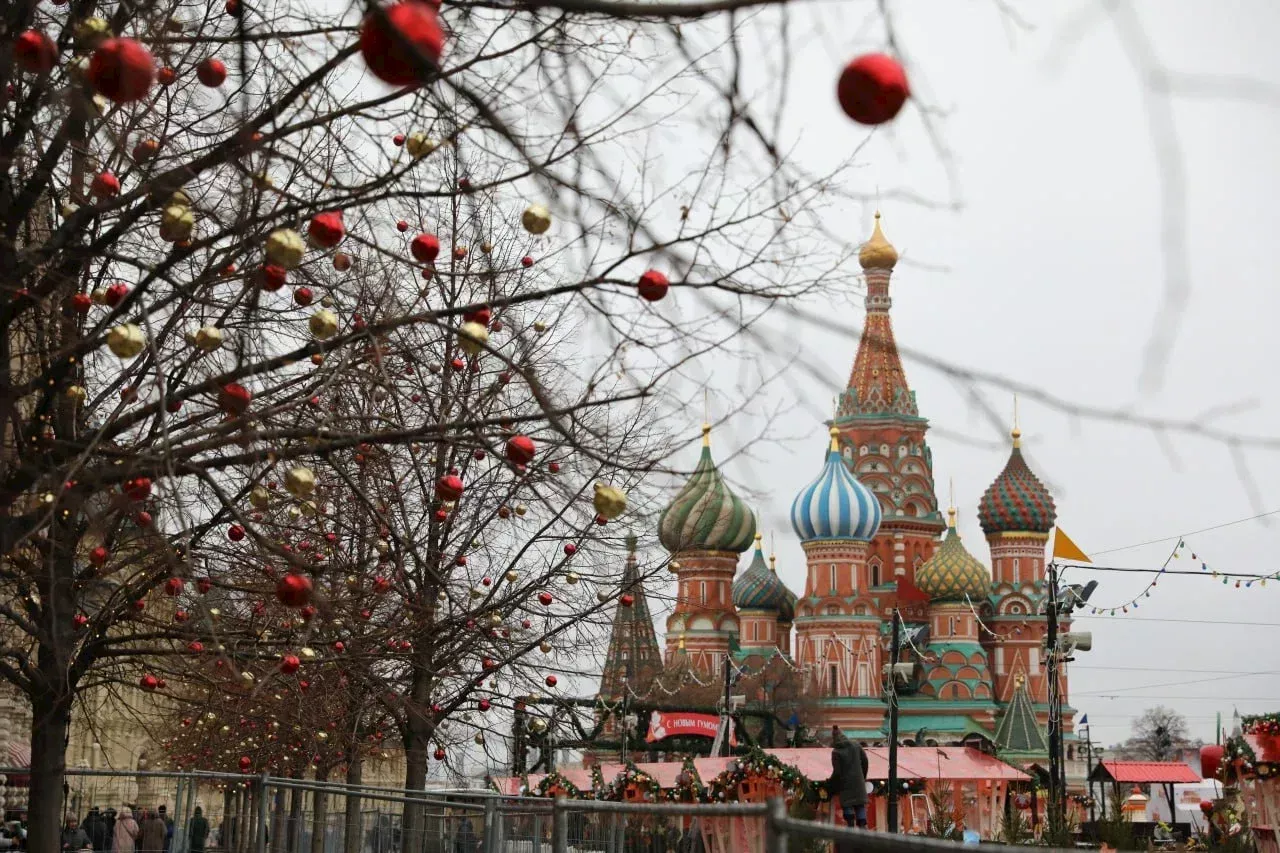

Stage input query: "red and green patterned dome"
[{"left": 977, "top": 428, "right": 1057, "bottom": 535}]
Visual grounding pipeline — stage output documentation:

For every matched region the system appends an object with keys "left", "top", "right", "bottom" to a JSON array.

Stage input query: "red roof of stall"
[
  {"left": 1095, "top": 761, "right": 1201, "bottom": 784},
  {"left": 492, "top": 746, "right": 1026, "bottom": 795}
]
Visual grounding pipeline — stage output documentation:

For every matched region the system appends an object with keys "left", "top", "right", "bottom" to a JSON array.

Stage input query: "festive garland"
[
  {"left": 599, "top": 761, "right": 663, "bottom": 802},
  {"left": 703, "top": 747, "right": 812, "bottom": 803},
  {"left": 1242, "top": 713, "right": 1280, "bottom": 736},
  {"left": 664, "top": 757, "right": 707, "bottom": 803},
  {"left": 534, "top": 770, "right": 592, "bottom": 799}
]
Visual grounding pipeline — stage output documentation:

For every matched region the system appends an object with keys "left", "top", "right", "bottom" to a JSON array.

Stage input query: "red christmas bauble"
[
  {"left": 197, "top": 577, "right": 212, "bottom": 594},
  {"left": 436, "top": 474, "right": 464, "bottom": 501},
  {"left": 14, "top": 30, "right": 57, "bottom": 75},
  {"left": 538, "top": 592, "right": 553, "bottom": 606},
  {"left": 1199, "top": 801, "right": 1214, "bottom": 814},
  {"left": 70, "top": 293, "right": 93, "bottom": 314},
  {"left": 139, "top": 674, "right": 160, "bottom": 691},
  {"left": 88, "top": 38, "right": 156, "bottom": 103},
  {"left": 91, "top": 171, "right": 121, "bottom": 199},
  {"left": 563, "top": 543, "right": 577, "bottom": 556},
  {"left": 836, "top": 53, "right": 909, "bottom": 126},
  {"left": 257, "top": 264, "right": 288, "bottom": 291},
  {"left": 132, "top": 138, "right": 160, "bottom": 162},
  {"left": 219, "top": 383, "right": 252, "bottom": 414},
  {"left": 397, "top": 219, "right": 410, "bottom": 232},
  {"left": 227, "top": 523, "right": 246, "bottom": 541},
  {"left": 620, "top": 593, "right": 635, "bottom": 607},
  {"left": 73, "top": 614, "right": 89, "bottom": 629},
  {"left": 521, "top": 256, "right": 534, "bottom": 268},
  {"left": 434, "top": 747, "right": 446, "bottom": 761},
  {"left": 294, "top": 287, "right": 314, "bottom": 307},
  {"left": 548, "top": 462, "right": 560, "bottom": 473},
  {"left": 89, "top": 546, "right": 109, "bottom": 567},
  {"left": 157, "top": 66, "right": 177, "bottom": 86},
  {"left": 104, "top": 282, "right": 130, "bottom": 306},
  {"left": 308, "top": 211, "right": 345, "bottom": 249},
  {"left": 14, "top": 30, "right": 56, "bottom": 74},
  {"left": 196, "top": 57, "right": 227, "bottom": 87},
  {"left": 505, "top": 434, "right": 535, "bottom": 465},
  {"left": 239, "top": 756, "right": 252, "bottom": 770},
  {"left": 372, "top": 576, "right": 391, "bottom": 593},
  {"left": 411, "top": 233, "right": 440, "bottom": 263},
  {"left": 276, "top": 573, "right": 313, "bottom": 607},
  {"left": 164, "top": 577, "right": 184, "bottom": 596},
  {"left": 279, "top": 654, "right": 301, "bottom": 675},
  {"left": 545, "top": 675, "right": 557, "bottom": 687},
  {"left": 463, "top": 306, "right": 492, "bottom": 327},
  {"left": 359, "top": 2, "right": 445, "bottom": 87},
  {"left": 123, "top": 476, "right": 152, "bottom": 501},
  {"left": 637, "top": 269, "right": 669, "bottom": 302}
]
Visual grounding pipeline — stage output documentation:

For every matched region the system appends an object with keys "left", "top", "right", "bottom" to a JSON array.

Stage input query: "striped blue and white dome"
[{"left": 790, "top": 427, "right": 882, "bottom": 542}]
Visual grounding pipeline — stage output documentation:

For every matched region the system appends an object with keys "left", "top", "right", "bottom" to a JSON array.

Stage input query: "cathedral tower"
[
  {"left": 791, "top": 426, "right": 886, "bottom": 734},
  {"left": 732, "top": 534, "right": 791, "bottom": 656},
  {"left": 834, "top": 214, "right": 944, "bottom": 611},
  {"left": 659, "top": 424, "right": 756, "bottom": 674},
  {"left": 598, "top": 535, "right": 664, "bottom": 701}
]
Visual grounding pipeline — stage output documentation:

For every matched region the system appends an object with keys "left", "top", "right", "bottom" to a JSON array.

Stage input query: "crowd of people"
[{"left": 22, "top": 804, "right": 212, "bottom": 853}]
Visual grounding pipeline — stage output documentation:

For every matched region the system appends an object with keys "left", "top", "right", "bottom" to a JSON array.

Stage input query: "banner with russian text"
[{"left": 645, "top": 711, "right": 736, "bottom": 746}]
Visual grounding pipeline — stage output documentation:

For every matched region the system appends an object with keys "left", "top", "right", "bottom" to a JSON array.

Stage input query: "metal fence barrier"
[{"left": 5, "top": 768, "right": 1081, "bottom": 853}]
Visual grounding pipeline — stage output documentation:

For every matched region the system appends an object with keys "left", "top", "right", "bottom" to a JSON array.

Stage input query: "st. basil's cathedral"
[{"left": 597, "top": 214, "right": 1075, "bottom": 767}]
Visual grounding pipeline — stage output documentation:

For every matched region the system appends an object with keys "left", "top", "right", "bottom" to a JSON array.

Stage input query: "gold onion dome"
[
  {"left": 916, "top": 507, "right": 991, "bottom": 602},
  {"left": 658, "top": 424, "right": 756, "bottom": 554},
  {"left": 858, "top": 211, "right": 899, "bottom": 270}
]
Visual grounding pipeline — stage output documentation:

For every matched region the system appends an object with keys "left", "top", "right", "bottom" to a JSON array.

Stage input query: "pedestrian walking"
[
  {"left": 111, "top": 808, "right": 139, "bottom": 853},
  {"left": 82, "top": 809, "right": 109, "bottom": 853},
  {"left": 139, "top": 812, "right": 166, "bottom": 853}
]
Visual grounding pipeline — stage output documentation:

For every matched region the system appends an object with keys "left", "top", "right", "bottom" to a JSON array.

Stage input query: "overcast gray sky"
[{"left": 675, "top": 0, "right": 1280, "bottom": 746}]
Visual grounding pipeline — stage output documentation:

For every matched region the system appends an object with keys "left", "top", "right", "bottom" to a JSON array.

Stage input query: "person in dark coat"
[
  {"left": 828, "top": 726, "right": 870, "bottom": 828},
  {"left": 82, "top": 809, "right": 110, "bottom": 853},
  {"left": 155, "top": 808, "right": 172, "bottom": 853},
  {"left": 61, "top": 816, "right": 91, "bottom": 851},
  {"left": 138, "top": 811, "right": 166, "bottom": 853},
  {"left": 187, "top": 808, "right": 209, "bottom": 853}
]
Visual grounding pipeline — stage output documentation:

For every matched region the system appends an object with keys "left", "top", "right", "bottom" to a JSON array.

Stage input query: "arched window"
[
  {"left": 948, "top": 616, "right": 958, "bottom": 635},
  {"left": 1012, "top": 558, "right": 1021, "bottom": 583},
  {"left": 830, "top": 564, "right": 838, "bottom": 591},
  {"left": 829, "top": 664, "right": 839, "bottom": 696},
  {"left": 871, "top": 564, "right": 881, "bottom": 587},
  {"left": 700, "top": 581, "right": 706, "bottom": 604}
]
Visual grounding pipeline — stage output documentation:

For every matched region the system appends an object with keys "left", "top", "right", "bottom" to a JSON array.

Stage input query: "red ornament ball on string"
[
  {"left": 239, "top": 756, "right": 252, "bottom": 771},
  {"left": 359, "top": 2, "right": 445, "bottom": 87},
  {"left": 463, "top": 306, "right": 492, "bottom": 327},
  {"left": 393, "top": 133, "right": 406, "bottom": 146},
  {"left": 91, "top": 171, "right": 121, "bottom": 199},
  {"left": 196, "top": 57, "right": 227, "bottom": 87},
  {"left": 436, "top": 474, "right": 464, "bottom": 501},
  {"left": 545, "top": 675, "right": 557, "bottom": 687},
  {"left": 123, "top": 476, "right": 152, "bottom": 501},
  {"left": 836, "top": 53, "right": 909, "bottom": 126},
  {"left": 279, "top": 654, "right": 301, "bottom": 675},
  {"left": 538, "top": 592, "right": 553, "bottom": 606},
  {"left": 434, "top": 747, "right": 446, "bottom": 761},
  {"left": 104, "top": 282, "right": 130, "bottom": 306},
  {"left": 14, "top": 30, "right": 58, "bottom": 75},
  {"left": 164, "top": 577, "right": 184, "bottom": 596},
  {"left": 411, "top": 233, "right": 440, "bottom": 263},
  {"left": 521, "top": 256, "right": 534, "bottom": 268},
  {"left": 276, "top": 573, "right": 313, "bottom": 607},
  {"left": 90, "top": 546, "right": 109, "bottom": 567},
  {"left": 157, "top": 66, "right": 177, "bottom": 86},
  {"left": 88, "top": 38, "right": 156, "bottom": 103},
  {"left": 563, "top": 543, "right": 577, "bottom": 556},
  {"left": 505, "top": 434, "right": 536, "bottom": 465},
  {"left": 308, "top": 211, "right": 345, "bottom": 249},
  {"left": 70, "top": 294, "right": 93, "bottom": 314},
  {"left": 637, "top": 270, "right": 669, "bottom": 302},
  {"left": 294, "top": 287, "right": 314, "bottom": 307},
  {"left": 396, "top": 219, "right": 410, "bottom": 232},
  {"left": 139, "top": 674, "right": 160, "bottom": 691},
  {"left": 257, "top": 264, "right": 288, "bottom": 291},
  {"left": 227, "top": 524, "right": 246, "bottom": 541},
  {"left": 620, "top": 593, "right": 635, "bottom": 607},
  {"left": 219, "top": 383, "right": 252, "bottom": 414}
]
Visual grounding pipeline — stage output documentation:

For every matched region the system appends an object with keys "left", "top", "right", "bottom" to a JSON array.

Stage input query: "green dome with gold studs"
[
  {"left": 916, "top": 508, "right": 991, "bottom": 602},
  {"left": 658, "top": 424, "right": 757, "bottom": 555}
]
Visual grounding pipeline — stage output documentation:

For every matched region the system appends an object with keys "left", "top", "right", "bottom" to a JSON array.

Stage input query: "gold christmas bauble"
[
  {"left": 170, "top": 190, "right": 193, "bottom": 208},
  {"left": 65, "top": 385, "right": 87, "bottom": 404},
  {"left": 107, "top": 324, "right": 146, "bottom": 359},
  {"left": 285, "top": 466, "right": 316, "bottom": 497},
  {"left": 521, "top": 204, "right": 552, "bottom": 235},
  {"left": 592, "top": 483, "right": 627, "bottom": 520},
  {"left": 75, "top": 17, "right": 111, "bottom": 48},
  {"left": 515, "top": 504, "right": 528, "bottom": 517},
  {"left": 308, "top": 309, "right": 339, "bottom": 340},
  {"left": 597, "top": 591, "right": 610, "bottom": 603},
  {"left": 266, "top": 228, "right": 306, "bottom": 269},
  {"left": 194, "top": 325, "right": 224, "bottom": 352},
  {"left": 504, "top": 570, "right": 518, "bottom": 583},
  {"left": 405, "top": 133, "right": 436, "bottom": 158},
  {"left": 457, "top": 322, "right": 489, "bottom": 356},
  {"left": 91, "top": 288, "right": 109, "bottom": 305},
  {"left": 249, "top": 486, "right": 271, "bottom": 510},
  {"left": 473, "top": 732, "right": 485, "bottom": 745},
  {"left": 160, "top": 204, "right": 195, "bottom": 242},
  {"left": 538, "top": 641, "right": 552, "bottom": 654},
  {"left": 565, "top": 572, "right": 580, "bottom": 585}
]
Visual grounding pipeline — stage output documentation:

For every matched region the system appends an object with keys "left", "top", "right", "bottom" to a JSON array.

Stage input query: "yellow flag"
[{"left": 1053, "top": 528, "right": 1091, "bottom": 563}]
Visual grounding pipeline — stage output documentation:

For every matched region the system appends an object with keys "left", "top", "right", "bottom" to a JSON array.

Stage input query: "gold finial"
[
  {"left": 769, "top": 553, "right": 777, "bottom": 572},
  {"left": 754, "top": 531, "right": 763, "bottom": 550},
  {"left": 701, "top": 422, "right": 712, "bottom": 447},
  {"left": 828, "top": 425, "right": 841, "bottom": 452},
  {"left": 1011, "top": 395, "right": 1022, "bottom": 448},
  {"left": 947, "top": 506, "right": 957, "bottom": 529},
  {"left": 858, "top": 210, "right": 899, "bottom": 271}
]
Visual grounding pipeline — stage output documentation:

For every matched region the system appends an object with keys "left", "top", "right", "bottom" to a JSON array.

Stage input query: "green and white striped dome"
[{"left": 658, "top": 425, "right": 757, "bottom": 555}]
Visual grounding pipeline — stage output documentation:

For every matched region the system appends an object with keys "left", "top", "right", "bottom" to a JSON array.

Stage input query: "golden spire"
[
  {"left": 828, "top": 425, "right": 841, "bottom": 452},
  {"left": 1012, "top": 394, "right": 1022, "bottom": 449},
  {"left": 947, "top": 478, "right": 957, "bottom": 528},
  {"left": 769, "top": 532, "right": 777, "bottom": 571},
  {"left": 754, "top": 531, "right": 764, "bottom": 551},
  {"left": 701, "top": 422, "right": 712, "bottom": 447},
  {"left": 858, "top": 211, "right": 899, "bottom": 271}
]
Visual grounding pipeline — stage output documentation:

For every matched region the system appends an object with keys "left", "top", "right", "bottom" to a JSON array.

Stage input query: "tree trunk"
[
  {"left": 400, "top": 666, "right": 433, "bottom": 853},
  {"left": 287, "top": 774, "right": 302, "bottom": 853},
  {"left": 26, "top": 689, "right": 71, "bottom": 853},
  {"left": 342, "top": 757, "right": 362, "bottom": 853},
  {"left": 309, "top": 767, "right": 328, "bottom": 853}
]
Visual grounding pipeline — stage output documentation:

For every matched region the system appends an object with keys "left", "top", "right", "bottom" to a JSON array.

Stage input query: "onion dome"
[
  {"left": 858, "top": 211, "right": 899, "bottom": 270},
  {"left": 917, "top": 508, "right": 991, "bottom": 602},
  {"left": 977, "top": 426, "right": 1057, "bottom": 535},
  {"left": 791, "top": 426, "right": 882, "bottom": 542},
  {"left": 733, "top": 533, "right": 790, "bottom": 612},
  {"left": 658, "top": 424, "right": 757, "bottom": 554}
]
